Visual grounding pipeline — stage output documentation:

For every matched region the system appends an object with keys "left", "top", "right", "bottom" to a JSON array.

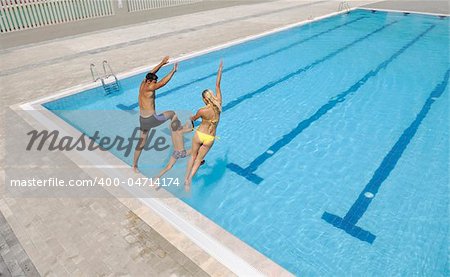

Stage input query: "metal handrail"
[
  {"left": 90, "top": 63, "right": 101, "bottom": 82},
  {"left": 102, "top": 60, "right": 113, "bottom": 78},
  {"left": 91, "top": 60, "right": 120, "bottom": 95},
  {"left": 338, "top": 1, "right": 350, "bottom": 13},
  {"left": 102, "top": 60, "right": 119, "bottom": 83}
]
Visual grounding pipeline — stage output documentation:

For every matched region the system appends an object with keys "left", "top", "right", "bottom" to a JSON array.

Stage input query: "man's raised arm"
[
  {"left": 150, "top": 56, "right": 170, "bottom": 74},
  {"left": 153, "top": 63, "right": 178, "bottom": 90}
]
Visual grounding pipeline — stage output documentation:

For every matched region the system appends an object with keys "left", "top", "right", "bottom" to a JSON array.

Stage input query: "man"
[{"left": 133, "top": 56, "right": 177, "bottom": 173}]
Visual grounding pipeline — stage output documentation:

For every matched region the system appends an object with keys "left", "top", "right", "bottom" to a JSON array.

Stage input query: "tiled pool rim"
[{"left": 14, "top": 8, "right": 448, "bottom": 276}]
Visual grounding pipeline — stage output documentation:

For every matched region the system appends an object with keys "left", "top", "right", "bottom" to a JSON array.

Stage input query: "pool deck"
[
  {"left": 1, "top": 0, "right": 448, "bottom": 276},
  {"left": 0, "top": 0, "right": 276, "bottom": 50},
  {"left": 363, "top": 0, "right": 449, "bottom": 15}
]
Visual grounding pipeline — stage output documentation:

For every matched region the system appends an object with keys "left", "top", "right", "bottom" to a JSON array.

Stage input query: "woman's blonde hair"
[{"left": 202, "top": 89, "right": 221, "bottom": 133}]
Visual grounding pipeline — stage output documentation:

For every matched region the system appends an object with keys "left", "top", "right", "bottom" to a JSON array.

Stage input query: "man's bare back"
[{"left": 139, "top": 81, "right": 156, "bottom": 118}]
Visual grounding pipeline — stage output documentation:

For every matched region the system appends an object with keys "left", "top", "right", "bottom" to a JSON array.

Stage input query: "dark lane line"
[
  {"left": 117, "top": 16, "right": 368, "bottom": 110},
  {"left": 227, "top": 25, "right": 435, "bottom": 184},
  {"left": 221, "top": 20, "right": 399, "bottom": 112},
  {"left": 322, "top": 68, "right": 449, "bottom": 244}
]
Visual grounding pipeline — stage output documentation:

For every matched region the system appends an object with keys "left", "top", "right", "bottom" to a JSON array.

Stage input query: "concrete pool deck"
[
  {"left": 1, "top": 0, "right": 448, "bottom": 275},
  {"left": 0, "top": 0, "right": 276, "bottom": 50}
]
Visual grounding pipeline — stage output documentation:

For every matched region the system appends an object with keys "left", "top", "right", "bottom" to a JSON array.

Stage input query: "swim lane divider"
[
  {"left": 322, "top": 68, "right": 449, "bottom": 244},
  {"left": 227, "top": 22, "right": 433, "bottom": 184},
  {"left": 116, "top": 16, "right": 368, "bottom": 111}
]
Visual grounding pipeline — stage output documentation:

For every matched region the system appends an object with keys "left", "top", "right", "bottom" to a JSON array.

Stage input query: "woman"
[{"left": 185, "top": 61, "right": 223, "bottom": 190}]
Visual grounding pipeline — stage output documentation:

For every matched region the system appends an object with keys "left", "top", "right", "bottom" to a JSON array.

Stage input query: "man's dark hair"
[{"left": 146, "top": 72, "right": 158, "bottom": 81}]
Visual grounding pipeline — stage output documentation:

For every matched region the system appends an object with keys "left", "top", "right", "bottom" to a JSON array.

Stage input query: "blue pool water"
[{"left": 45, "top": 10, "right": 449, "bottom": 276}]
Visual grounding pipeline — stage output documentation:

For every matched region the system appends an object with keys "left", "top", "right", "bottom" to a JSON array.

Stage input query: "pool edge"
[
  {"left": 358, "top": 7, "right": 449, "bottom": 17},
  {"left": 12, "top": 7, "right": 398, "bottom": 276},
  {"left": 9, "top": 8, "right": 363, "bottom": 277}
]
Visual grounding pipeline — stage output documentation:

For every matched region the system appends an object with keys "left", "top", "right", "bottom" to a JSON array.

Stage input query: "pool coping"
[
  {"left": 15, "top": 92, "right": 284, "bottom": 276},
  {"left": 358, "top": 7, "right": 449, "bottom": 17},
  {"left": 11, "top": 6, "right": 443, "bottom": 276},
  {"left": 14, "top": 8, "right": 358, "bottom": 276}
]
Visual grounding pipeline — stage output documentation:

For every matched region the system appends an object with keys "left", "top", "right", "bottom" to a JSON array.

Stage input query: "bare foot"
[
  {"left": 133, "top": 166, "right": 140, "bottom": 174},
  {"left": 184, "top": 177, "right": 192, "bottom": 191},
  {"left": 153, "top": 178, "right": 162, "bottom": 191}
]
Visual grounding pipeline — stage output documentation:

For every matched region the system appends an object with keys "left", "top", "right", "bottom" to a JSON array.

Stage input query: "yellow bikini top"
[{"left": 198, "top": 105, "right": 220, "bottom": 140}]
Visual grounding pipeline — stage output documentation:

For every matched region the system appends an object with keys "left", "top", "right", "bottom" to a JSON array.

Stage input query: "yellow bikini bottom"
[{"left": 196, "top": 130, "right": 216, "bottom": 144}]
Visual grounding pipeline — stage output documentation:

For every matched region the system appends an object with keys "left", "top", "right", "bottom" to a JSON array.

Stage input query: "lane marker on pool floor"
[
  {"left": 117, "top": 16, "right": 369, "bottom": 111},
  {"left": 227, "top": 24, "right": 434, "bottom": 185},
  {"left": 322, "top": 68, "right": 449, "bottom": 244}
]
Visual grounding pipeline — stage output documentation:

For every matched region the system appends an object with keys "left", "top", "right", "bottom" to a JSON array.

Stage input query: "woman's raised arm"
[{"left": 215, "top": 61, "right": 223, "bottom": 104}]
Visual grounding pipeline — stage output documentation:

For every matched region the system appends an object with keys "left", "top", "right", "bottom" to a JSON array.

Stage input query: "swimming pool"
[{"left": 43, "top": 9, "right": 449, "bottom": 275}]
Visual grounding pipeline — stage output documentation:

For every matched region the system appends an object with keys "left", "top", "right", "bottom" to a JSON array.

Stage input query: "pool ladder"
[
  {"left": 338, "top": 1, "right": 350, "bottom": 13},
  {"left": 90, "top": 60, "right": 120, "bottom": 95}
]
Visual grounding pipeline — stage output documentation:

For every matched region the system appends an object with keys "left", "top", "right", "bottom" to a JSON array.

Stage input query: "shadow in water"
[{"left": 194, "top": 151, "right": 229, "bottom": 188}]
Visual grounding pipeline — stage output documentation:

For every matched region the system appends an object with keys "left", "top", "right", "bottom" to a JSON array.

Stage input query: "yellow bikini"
[
  {"left": 196, "top": 106, "right": 218, "bottom": 144},
  {"left": 196, "top": 130, "right": 216, "bottom": 144}
]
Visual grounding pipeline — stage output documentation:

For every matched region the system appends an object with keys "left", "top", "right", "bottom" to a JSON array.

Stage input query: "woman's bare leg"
[
  {"left": 186, "top": 142, "right": 213, "bottom": 186},
  {"left": 185, "top": 136, "right": 201, "bottom": 188}
]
